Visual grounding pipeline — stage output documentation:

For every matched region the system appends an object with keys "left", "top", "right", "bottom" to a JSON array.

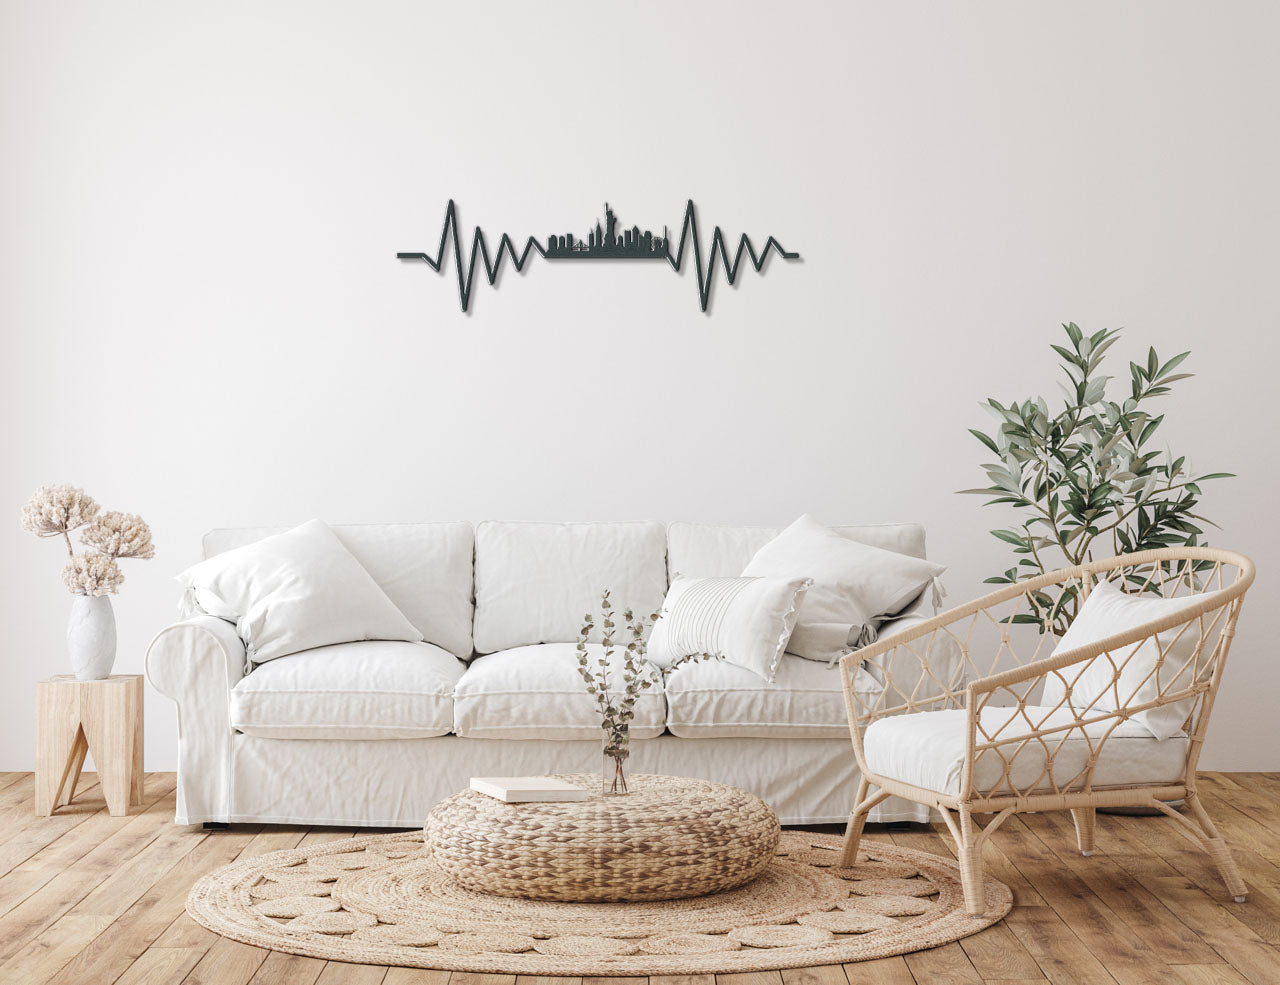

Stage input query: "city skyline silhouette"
[
  {"left": 543, "top": 203, "right": 670, "bottom": 260},
  {"left": 397, "top": 200, "right": 799, "bottom": 313}
]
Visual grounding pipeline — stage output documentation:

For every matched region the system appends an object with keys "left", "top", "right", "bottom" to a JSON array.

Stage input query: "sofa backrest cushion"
[
  {"left": 203, "top": 522, "right": 475, "bottom": 660},
  {"left": 473, "top": 520, "right": 668, "bottom": 654},
  {"left": 667, "top": 521, "right": 928, "bottom": 580}
]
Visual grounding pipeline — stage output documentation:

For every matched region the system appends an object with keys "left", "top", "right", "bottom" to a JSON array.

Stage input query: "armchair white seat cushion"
[
  {"left": 665, "top": 654, "right": 882, "bottom": 739},
  {"left": 863, "top": 705, "right": 1189, "bottom": 798},
  {"left": 452, "top": 643, "right": 666, "bottom": 740},
  {"left": 229, "top": 640, "right": 466, "bottom": 740}
]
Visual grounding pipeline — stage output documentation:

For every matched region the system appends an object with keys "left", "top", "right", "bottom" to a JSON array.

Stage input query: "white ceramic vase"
[{"left": 67, "top": 594, "right": 117, "bottom": 680}]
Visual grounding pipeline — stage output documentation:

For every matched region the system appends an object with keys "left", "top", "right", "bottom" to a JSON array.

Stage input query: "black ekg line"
[{"left": 397, "top": 201, "right": 799, "bottom": 313}]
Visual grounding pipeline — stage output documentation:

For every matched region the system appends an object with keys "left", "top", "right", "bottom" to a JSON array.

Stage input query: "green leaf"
[
  {"left": 1139, "top": 415, "right": 1163, "bottom": 446},
  {"left": 991, "top": 529, "right": 1029, "bottom": 547},
  {"left": 1156, "top": 351, "right": 1191, "bottom": 379},
  {"left": 968, "top": 428, "right": 1001, "bottom": 454}
]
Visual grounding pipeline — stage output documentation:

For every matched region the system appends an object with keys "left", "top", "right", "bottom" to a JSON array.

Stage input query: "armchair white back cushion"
[
  {"left": 472, "top": 521, "right": 668, "bottom": 653},
  {"left": 180, "top": 519, "right": 423, "bottom": 664},
  {"left": 1042, "top": 580, "right": 1208, "bottom": 741},
  {"left": 203, "top": 521, "right": 475, "bottom": 659}
]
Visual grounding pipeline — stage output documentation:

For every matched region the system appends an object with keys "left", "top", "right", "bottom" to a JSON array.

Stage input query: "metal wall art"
[{"left": 397, "top": 201, "right": 799, "bottom": 313}]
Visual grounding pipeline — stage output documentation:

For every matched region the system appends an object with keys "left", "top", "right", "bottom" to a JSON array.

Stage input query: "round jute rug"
[{"left": 186, "top": 830, "right": 1011, "bottom": 974}]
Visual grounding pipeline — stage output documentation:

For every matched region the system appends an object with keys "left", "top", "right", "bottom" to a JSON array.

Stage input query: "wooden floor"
[{"left": 1, "top": 773, "right": 1279, "bottom": 984}]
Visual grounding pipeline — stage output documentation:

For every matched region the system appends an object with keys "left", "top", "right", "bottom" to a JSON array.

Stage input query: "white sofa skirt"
[{"left": 196, "top": 733, "right": 930, "bottom": 827}]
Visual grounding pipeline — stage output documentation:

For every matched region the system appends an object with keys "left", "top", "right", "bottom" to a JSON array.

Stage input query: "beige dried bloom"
[
  {"left": 62, "top": 553, "right": 125, "bottom": 596},
  {"left": 21, "top": 485, "right": 100, "bottom": 554},
  {"left": 80, "top": 511, "right": 155, "bottom": 560}
]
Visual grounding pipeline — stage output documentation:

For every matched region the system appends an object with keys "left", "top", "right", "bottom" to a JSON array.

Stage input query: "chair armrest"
[{"left": 144, "top": 615, "right": 245, "bottom": 824}]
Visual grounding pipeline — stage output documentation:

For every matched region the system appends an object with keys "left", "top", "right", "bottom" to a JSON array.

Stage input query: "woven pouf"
[{"left": 425, "top": 774, "right": 781, "bottom": 902}]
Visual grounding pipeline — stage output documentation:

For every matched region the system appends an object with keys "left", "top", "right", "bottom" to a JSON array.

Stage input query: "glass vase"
[{"left": 602, "top": 731, "right": 630, "bottom": 796}]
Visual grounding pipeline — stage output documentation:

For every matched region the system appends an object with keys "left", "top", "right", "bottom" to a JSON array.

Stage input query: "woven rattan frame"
[{"left": 838, "top": 547, "right": 1255, "bottom": 915}]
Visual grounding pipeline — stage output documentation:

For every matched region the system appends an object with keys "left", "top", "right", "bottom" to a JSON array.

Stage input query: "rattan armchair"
[{"left": 838, "top": 547, "right": 1254, "bottom": 916}]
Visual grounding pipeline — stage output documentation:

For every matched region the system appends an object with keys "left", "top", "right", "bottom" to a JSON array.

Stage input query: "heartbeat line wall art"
[{"left": 397, "top": 201, "right": 799, "bottom": 313}]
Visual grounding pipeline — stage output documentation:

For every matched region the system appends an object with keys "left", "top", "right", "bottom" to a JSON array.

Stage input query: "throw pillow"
[
  {"left": 741, "top": 514, "right": 946, "bottom": 663},
  {"left": 646, "top": 575, "right": 812, "bottom": 682},
  {"left": 1042, "top": 579, "right": 1209, "bottom": 740},
  {"left": 177, "top": 518, "right": 424, "bottom": 664}
]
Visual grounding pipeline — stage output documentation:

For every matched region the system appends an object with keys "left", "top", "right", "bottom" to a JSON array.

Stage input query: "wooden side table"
[{"left": 35, "top": 675, "right": 143, "bottom": 817}]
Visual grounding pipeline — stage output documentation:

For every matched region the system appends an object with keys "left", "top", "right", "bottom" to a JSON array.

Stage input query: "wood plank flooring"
[{"left": 1, "top": 772, "right": 1278, "bottom": 984}]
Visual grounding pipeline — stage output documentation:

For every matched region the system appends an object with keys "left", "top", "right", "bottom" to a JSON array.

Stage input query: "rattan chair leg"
[
  {"left": 957, "top": 808, "right": 986, "bottom": 917},
  {"left": 1070, "top": 807, "right": 1096, "bottom": 856},
  {"left": 1185, "top": 792, "right": 1248, "bottom": 902},
  {"left": 839, "top": 777, "right": 871, "bottom": 866}
]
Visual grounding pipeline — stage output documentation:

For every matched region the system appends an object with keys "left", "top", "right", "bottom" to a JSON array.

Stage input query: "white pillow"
[
  {"left": 646, "top": 575, "right": 812, "bottom": 682},
  {"left": 177, "top": 519, "right": 424, "bottom": 664},
  {"left": 741, "top": 514, "right": 946, "bottom": 663},
  {"left": 1043, "top": 580, "right": 1209, "bottom": 741}
]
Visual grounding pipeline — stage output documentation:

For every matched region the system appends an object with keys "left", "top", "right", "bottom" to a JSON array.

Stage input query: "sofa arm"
[{"left": 145, "top": 616, "right": 246, "bottom": 824}]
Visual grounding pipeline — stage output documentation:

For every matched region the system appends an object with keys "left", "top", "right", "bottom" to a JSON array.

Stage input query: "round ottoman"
[{"left": 425, "top": 774, "right": 781, "bottom": 902}]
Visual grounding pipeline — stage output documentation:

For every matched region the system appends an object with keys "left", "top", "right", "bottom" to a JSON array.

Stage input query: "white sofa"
[{"left": 147, "top": 520, "right": 953, "bottom": 827}]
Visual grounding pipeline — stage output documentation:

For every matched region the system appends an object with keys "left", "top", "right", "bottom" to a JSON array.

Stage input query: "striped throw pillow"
[{"left": 646, "top": 575, "right": 812, "bottom": 682}]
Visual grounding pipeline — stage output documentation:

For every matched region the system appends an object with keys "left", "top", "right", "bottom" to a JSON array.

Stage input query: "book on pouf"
[{"left": 469, "top": 776, "right": 590, "bottom": 803}]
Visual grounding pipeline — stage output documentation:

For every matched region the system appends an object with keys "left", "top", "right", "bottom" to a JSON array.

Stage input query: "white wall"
[{"left": 2, "top": 1, "right": 1277, "bottom": 772}]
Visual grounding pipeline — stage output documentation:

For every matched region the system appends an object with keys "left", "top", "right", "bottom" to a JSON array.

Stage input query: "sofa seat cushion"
[
  {"left": 453, "top": 644, "right": 666, "bottom": 740},
  {"left": 665, "top": 654, "right": 881, "bottom": 739},
  {"left": 863, "top": 705, "right": 1189, "bottom": 798},
  {"left": 230, "top": 640, "right": 466, "bottom": 740}
]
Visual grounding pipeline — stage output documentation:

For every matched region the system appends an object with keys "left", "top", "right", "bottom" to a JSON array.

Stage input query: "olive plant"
[{"left": 961, "top": 323, "right": 1232, "bottom": 634}]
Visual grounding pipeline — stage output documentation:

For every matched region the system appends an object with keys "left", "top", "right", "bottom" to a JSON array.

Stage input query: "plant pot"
[{"left": 67, "top": 594, "right": 116, "bottom": 680}]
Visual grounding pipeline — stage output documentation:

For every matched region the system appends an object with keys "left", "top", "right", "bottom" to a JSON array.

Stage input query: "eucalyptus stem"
[{"left": 576, "top": 590, "right": 658, "bottom": 787}]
